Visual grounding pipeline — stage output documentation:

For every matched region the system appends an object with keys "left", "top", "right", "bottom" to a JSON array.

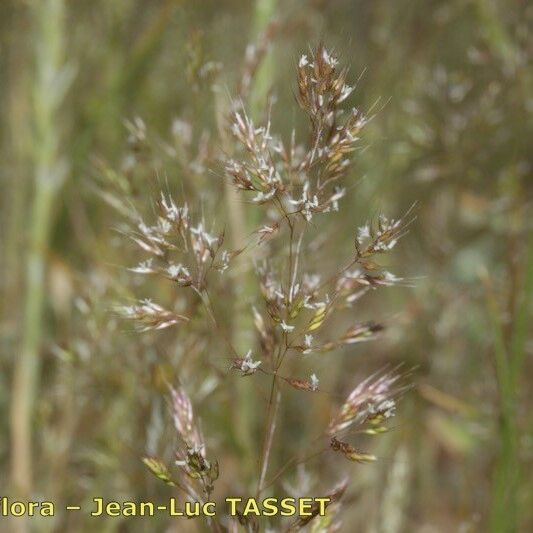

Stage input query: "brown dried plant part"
[
  {"left": 285, "top": 373, "right": 320, "bottom": 392},
  {"left": 329, "top": 437, "right": 377, "bottom": 464}
]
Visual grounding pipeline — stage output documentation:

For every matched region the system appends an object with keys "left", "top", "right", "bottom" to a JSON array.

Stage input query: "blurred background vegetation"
[{"left": 1, "top": 0, "right": 532, "bottom": 531}]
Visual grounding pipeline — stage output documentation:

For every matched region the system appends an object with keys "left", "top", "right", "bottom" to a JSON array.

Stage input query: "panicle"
[
  {"left": 125, "top": 193, "right": 230, "bottom": 291},
  {"left": 231, "top": 350, "right": 262, "bottom": 376},
  {"left": 225, "top": 45, "right": 368, "bottom": 223},
  {"left": 171, "top": 386, "right": 204, "bottom": 450},
  {"left": 171, "top": 386, "right": 219, "bottom": 497},
  {"left": 355, "top": 208, "right": 415, "bottom": 259},
  {"left": 127, "top": 40, "right": 414, "bottom": 515},
  {"left": 117, "top": 299, "right": 188, "bottom": 332},
  {"left": 225, "top": 108, "right": 285, "bottom": 204},
  {"left": 296, "top": 44, "right": 351, "bottom": 125},
  {"left": 328, "top": 369, "right": 404, "bottom": 436}
]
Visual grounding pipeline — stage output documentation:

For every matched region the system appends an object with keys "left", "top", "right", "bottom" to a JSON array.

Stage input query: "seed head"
[
  {"left": 117, "top": 299, "right": 188, "bottom": 332},
  {"left": 328, "top": 369, "right": 404, "bottom": 435}
]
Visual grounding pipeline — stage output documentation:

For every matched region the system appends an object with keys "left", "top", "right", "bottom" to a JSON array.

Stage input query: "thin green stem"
[
  {"left": 10, "top": 0, "right": 71, "bottom": 506},
  {"left": 509, "top": 236, "right": 533, "bottom": 388},
  {"left": 485, "top": 237, "right": 533, "bottom": 533}
]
